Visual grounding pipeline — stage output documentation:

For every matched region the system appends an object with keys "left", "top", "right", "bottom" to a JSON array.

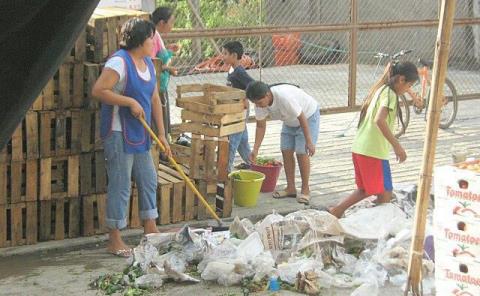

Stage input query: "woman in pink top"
[{"left": 151, "top": 7, "right": 180, "bottom": 135}]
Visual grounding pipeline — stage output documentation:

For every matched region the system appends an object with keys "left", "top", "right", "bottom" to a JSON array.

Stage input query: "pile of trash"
[{"left": 91, "top": 185, "right": 436, "bottom": 295}]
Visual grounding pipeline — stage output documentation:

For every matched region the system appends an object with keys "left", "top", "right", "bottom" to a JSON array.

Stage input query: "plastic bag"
[
  {"left": 238, "top": 232, "right": 264, "bottom": 261},
  {"left": 152, "top": 251, "right": 187, "bottom": 273},
  {"left": 277, "top": 258, "right": 324, "bottom": 284},
  {"left": 252, "top": 251, "right": 276, "bottom": 282},
  {"left": 285, "top": 209, "right": 344, "bottom": 236},
  {"left": 133, "top": 242, "right": 159, "bottom": 272},
  {"left": 339, "top": 203, "right": 408, "bottom": 240},
  {"left": 197, "top": 239, "right": 239, "bottom": 273},
  {"left": 229, "top": 216, "right": 255, "bottom": 240},
  {"left": 350, "top": 282, "right": 379, "bottom": 296},
  {"left": 164, "top": 262, "right": 200, "bottom": 283},
  {"left": 201, "top": 260, "right": 248, "bottom": 286},
  {"left": 134, "top": 274, "right": 164, "bottom": 288}
]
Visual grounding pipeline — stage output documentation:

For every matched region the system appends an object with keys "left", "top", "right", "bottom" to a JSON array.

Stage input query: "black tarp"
[{"left": 0, "top": 0, "right": 100, "bottom": 150}]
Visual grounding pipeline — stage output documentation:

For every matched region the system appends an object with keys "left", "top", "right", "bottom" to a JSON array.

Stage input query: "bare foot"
[{"left": 144, "top": 219, "right": 159, "bottom": 235}]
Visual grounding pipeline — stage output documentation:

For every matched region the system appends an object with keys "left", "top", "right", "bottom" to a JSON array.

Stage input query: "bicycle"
[{"left": 381, "top": 50, "right": 458, "bottom": 137}]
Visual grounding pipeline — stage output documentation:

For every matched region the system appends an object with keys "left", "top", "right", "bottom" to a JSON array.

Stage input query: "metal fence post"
[{"left": 348, "top": 0, "right": 358, "bottom": 109}]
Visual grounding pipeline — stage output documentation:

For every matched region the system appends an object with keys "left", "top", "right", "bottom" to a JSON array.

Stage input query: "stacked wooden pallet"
[
  {"left": 0, "top": 7, "right": 154, "bottom": 248},
  {"left": 172, "top": 83, "right": 246, "bottom": 220}
]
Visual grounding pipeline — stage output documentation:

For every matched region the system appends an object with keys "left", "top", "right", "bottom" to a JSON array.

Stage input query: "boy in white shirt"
[{"left": 246, "top": 81, "right": 320, "bottom": 204}]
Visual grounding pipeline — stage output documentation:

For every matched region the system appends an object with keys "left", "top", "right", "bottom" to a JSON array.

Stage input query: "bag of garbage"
[
  {"left": 197, "top": 239, "right": 239, "bottom": 273},
  {"left": 229, "top": 216, "right": 254, "bottom": 240},
  {"left": 350, "top": 282, "right": 379, "bottom": 296},
  {"left": 252, "top": 251, "right": 276, "bottom": 282},
  {"left": 260, "top": 219, "right": 303, "bottom": 262},
  {"left": 277, "top": 258, "right": 324, "bottom": 285},
  {"left": 134, "top": 274, "right": 164, "bottom": 288},
  {"left": 339, "top": 203, "right": 408, "bottom": 240},
  {"left": 201, "top": 260, "right": 249, "bottom": 286},
  {"left": 285, "top": 209, "right": 344, "bottom": 236},
  {"left": 152, "top": 251, "right": 187, "bottom": 274},
  {"left": 255, "top": 211, "right": 284, "bottom": 234},
  {"left": 164, "top": 262, "right": 200, "bottom": 283},
  {"left": 238, "top": 232, "right": 264, "bottom": 261},
  {"left": 133, "top": 242, "right": 159, "bottom": 272}
]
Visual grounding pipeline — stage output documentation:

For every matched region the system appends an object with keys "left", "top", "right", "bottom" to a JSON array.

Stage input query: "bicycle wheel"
[
  {"left": 394, "top": 95, "right": 410, "bottom": 138},
  {"left": 424, "top": 78, "right": 458, "bottom": 129}
]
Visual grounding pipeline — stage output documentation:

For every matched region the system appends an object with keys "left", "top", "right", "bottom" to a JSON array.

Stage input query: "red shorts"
[{"left": 352, "top": 152, "right": 393, "bottom": 195}]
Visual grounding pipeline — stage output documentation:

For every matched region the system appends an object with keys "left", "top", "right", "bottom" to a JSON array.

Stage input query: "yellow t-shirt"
[{"left": 352, "top": 85, "right": 398, "bottom": 160}]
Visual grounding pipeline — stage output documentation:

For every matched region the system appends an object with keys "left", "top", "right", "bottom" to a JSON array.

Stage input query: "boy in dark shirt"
[{"left": 222, "top": 41, "right": 254, "bottom": 171}]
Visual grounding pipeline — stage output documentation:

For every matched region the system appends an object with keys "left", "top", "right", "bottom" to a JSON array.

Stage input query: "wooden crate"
[
  {"left": 38, "top": 197, "right": 81, "bottom": 241},
  {"left": 0, "top": 202, "right": 37, "bottom": 247},
  {"left": 33, "top": 62, "right": 85, "bottom": 110},
  {"left": 87, "top": 7, "right": 150, "bottom": 63},
  {"left": 81, "top": 194, "right": 107, "bottom": 236},
  {"left": 1, "top": 112, "right": 39, "bottom": 162},
  {"left": 0, "top": 160, "right": 38, "bottom": 205},
  {"left": 39, "top": 156, "right": 80, "bottom": 201},
  {"left": 39, "top": 110, "right": 82, "bottom": 157},
  {"left": 187, "top": 135, "right": 229, "bottom": 182},
  {"left": 83, "top": 62, "right": 102, "bottom": 110},
  {"left": 80, "top": 151, "right": 107, "bottom": 196},
  {"left": 65, "top": 29, "right": 87, "bottom": 63},
  {"left": 80, "top": 109, "right": 102, "bottom": 153},
  {"left": 176, "top": 84, "right": 247, "bottom": 137}
]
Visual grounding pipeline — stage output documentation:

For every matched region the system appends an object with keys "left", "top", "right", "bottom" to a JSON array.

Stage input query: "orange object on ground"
[
  {"left": 272, "top": 33, "right": 301, "bottom": 66},
  {"left": 189, "top": 54, "right": 256, "bottom": 74}
]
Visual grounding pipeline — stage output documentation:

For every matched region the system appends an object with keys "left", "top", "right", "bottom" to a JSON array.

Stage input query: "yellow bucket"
[{"left": 228, "top": 170, "right": 265, "bottom": 207}]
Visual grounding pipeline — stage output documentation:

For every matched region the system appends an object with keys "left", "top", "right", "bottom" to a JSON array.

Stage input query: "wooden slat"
[
  {"left": 58, "top": 63, "right": 71, "bottom": 108},
  {"left": 84, "top": 63, "right": 101, "bottom": 109},
  {"left": 10, "top": 124, "right": 22, "bottom": 161},
  {"left": 95, "top": 151, "right": 107, "bottom": 194},
  {"left": 158, "top": 179, "right": 172, "bottom": 225},
  {"left": 82, "top": 195, "right": 94, "bottom": 236},
  {"left": 39, "top": 158, "right": 52, "bottom": 201},
  {"left": 25, "top": 112, "right": 39, "bottom": 159},
  {"left": 70, "top": 110, "right": 82, "bottom": 154},
  {"left": 39, "top": 111, "right": 54, "bottom": 157},
  {"left": 25, "top": 160, "right": 38, "bottom": 202},
  {"left": 177, "top": 99, "right": 245, "bottom": 114},
  {"left": 129, "top": 188, "right": 142, "bottom": 228},
  {"left": 68, "top": 155, "right": 79, "bottom": 197},
  {"left": 0, "top": 163, "right": 6, "bottom": 205},
  {"left": 68, "top": 198, "right": 80, "bottom": 238},
  {"left": 54, "top": 199, "right": 65, "bottom": 240},
  {"left": 72, "top": 63, "right": 84, "bottom": 107},
  {"left": 74, "top": 29, "right": 86, "bottom": 62},
  {"left": 10, "top": 162, "right": 22, "bottom": 203},
  {"left": 106, "top": 18, "right": 117, "bottom": 59},
  {"left": 42, "top": 79, "right": 55, "bottom": 110},
  {"left": 204, "top": 137, "right": 216, "bottom": 182},
  {"left": 93, "top": 19, "right": 105, "bottom": 63},
  {"left": 11, "top": 203, "right": 23, "bottom": 246},
  {"left": 25, "top": 202, "right": 37, "bottom": 244},
  {"left": 217, "top": 137, "right": 229, "bottom": 182},
  {"left": 223, "top": 179, "right": 233, "bottom": 218},
  {"left": 96, "top": 194, "right": 107, "bottom": 233},
  {"left": 211, "top": 90, "right": 245, "bottom": 102},
  {"left": 39, "top": 200, "right": 52, "bottom": 240},
  {"left": 0, "top": 205, "right": 6, "bottom": 247},
  {"left": 178, "top": 121, "right": 245, "bottom": 137}
]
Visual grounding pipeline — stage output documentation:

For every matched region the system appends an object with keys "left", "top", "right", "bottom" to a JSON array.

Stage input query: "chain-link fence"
[{"left": 154, "top": 0, "right": 480, "bottom": 123}]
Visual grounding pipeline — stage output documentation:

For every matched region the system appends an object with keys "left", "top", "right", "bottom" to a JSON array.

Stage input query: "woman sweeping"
[{"left": 92, "top": 18, "right": 171, "bottom": 257}]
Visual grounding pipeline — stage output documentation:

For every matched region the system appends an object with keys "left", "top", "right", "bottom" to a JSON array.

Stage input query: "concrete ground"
[{"left": 1, "top": 100, "right": 479, "bottom": 295}]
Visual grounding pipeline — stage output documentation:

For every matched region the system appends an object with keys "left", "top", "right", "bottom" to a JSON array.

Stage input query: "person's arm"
[
  {"left": 250, "top": 118, "right": 266, "bottom": 163},
  {"left": 151, "top": 83, "right": 171, "bottom": 157},
  {"left": 298, "top": 112, "right": 315, "bottom": 156},
  {"left": 91, "top": 68, "right": 144, "bottom": 118},
  {"left": 374, "top": 107, "right": 406, "bottom": 163}
]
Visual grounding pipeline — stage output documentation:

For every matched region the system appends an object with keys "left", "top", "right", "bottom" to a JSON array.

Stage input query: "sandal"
[
  {"left": 273, "top": 190, "right": 297, "bottom": 199},
  {"left": 297, "top": 193, "right": 311, "bottom": 205},
  {"left": 108, "top": 248, "right": 133, "bottom": 258}
]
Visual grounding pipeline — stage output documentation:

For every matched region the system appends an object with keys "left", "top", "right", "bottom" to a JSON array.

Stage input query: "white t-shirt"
[
  {"left": 254, "top": 84, "right": 319, "bottom": 127},
  {"left": 104, "top": 56, "right": 155, "bottom": 131}
]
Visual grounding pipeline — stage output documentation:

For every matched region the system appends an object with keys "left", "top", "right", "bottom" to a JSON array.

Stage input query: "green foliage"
[{"left": 154, "top": 0, "right": 263, "bottom": 59}]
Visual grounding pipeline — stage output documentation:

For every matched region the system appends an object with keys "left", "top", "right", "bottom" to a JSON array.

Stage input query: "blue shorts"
[{"left": 280, "top": 109, "right": 320, "bottom": 154}]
